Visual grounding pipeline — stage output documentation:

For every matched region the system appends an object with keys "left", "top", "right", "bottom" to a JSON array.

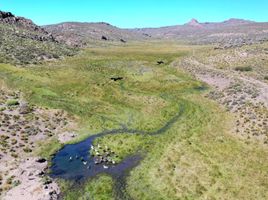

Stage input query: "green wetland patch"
[{"left": 0, "top": 42, "right": 267, "bottom": 200}]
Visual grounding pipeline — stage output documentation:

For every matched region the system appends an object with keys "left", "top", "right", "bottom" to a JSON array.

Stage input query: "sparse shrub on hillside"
[
  {"left": 234, "top": 66, "right": 253, "bottom": 72},
  {"left": 264, "top": 76, "right": 268, "bottom": 80},
  {"left": 0, "top": 22, "right": 77, "bottom": 65}
]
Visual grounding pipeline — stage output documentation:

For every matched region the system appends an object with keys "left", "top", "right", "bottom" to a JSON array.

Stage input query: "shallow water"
[
  {"left": 50, "top": 104, "right": 185, "bottom": 181},
  {"left": 51, "top": 133, "right": 142, "bottom": 180}
]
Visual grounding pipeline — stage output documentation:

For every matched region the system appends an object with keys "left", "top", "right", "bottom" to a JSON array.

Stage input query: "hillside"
[
  {"left": 131, "top": 18, "right": 268, "bottom": 48},
  {"left": 44, "top": 22, "right": 148, "bottom": 47},
  {"left": 0, "top": 11, "right": 76, "bottom": 65}
]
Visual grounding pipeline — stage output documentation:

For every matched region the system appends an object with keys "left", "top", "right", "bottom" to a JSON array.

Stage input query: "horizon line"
[{"left": 1, "top": 10, "right": 267, "bottom": 29}]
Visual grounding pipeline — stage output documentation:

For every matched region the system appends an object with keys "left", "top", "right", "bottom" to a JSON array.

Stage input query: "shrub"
[
  {"left": 234, "top": 66, "right": 253, "bottom": 72},
  {"left": 264, "top": 76, "right": 268, "bottom": 80},
  {"left": 11, "top": 153, "right": 18, "bottom": 158},
  {"left": 13, "top": 180, "right": 21, "bottom": 187},
  {"left": 11, "top": 139, "right": 17, "bottom": 145},
  {"left": 6, "top": 99, "right": 19, "bottom": 106},
  {"left": 23, "top": 147, "right": 32, "bottom": 153},
  {"left": 6, "top": 176, "right": 14, "bottom": 185}
]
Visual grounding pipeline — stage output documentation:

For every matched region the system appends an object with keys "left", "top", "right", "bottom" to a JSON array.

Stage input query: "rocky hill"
[
  {"left": 131, "top": 18, "right": 268, "bottom": 48},
  {"left": 44, "top": 22, "right": 148, "bottom": 47},
  {"left": 0, "top": 11, "right": 76, "bottom": 65}
]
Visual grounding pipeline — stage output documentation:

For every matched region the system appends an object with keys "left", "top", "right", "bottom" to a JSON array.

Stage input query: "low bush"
[
  {"left": 234, "top": 66, "right": 253, "bottom": 72},
  {"left": 6, "top": 99, "right": 19, "bottom": 106},
  {"left": 23, "top": 147, "right": 32, "bottom": 153}
]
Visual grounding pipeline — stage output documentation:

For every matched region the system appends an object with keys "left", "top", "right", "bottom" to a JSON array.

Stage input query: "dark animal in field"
[
  {"left": 157, "top": 60, "right": 164, "bottom": 65},
  {"left": 120, "top": 39, "right": 126, "bottom": 43},
  {"left": 111, "top": 77, "right": 123, "bottom": 81},
  {"left": 101, "top": 36, "right": 108, "bottom": 40}
]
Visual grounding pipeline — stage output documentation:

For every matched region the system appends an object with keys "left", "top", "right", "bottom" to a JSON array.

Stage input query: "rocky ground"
[
  {"left": 0, "top": 87, "right": 76, "bottom": 200},
  {"left": 178, "top": 54, "right": 268, "bottom": 145},
  {"left": 0, "top": 11, "right": 77, "bottom": 65}
]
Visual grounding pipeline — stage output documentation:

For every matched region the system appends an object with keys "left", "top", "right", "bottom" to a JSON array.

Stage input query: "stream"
[{"left": 50, "top": 104, "right": 185, "bottom": 198}]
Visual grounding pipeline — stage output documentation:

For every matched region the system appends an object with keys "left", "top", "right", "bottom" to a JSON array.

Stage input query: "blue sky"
[{"left": 0, "top": 0, "right": 267, "bottom": 28}]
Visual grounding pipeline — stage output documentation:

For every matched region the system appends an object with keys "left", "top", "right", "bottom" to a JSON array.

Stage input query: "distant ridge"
[
  {"left": 222, "top": 18, "right": 254, "bottom": 25},
  {"left": 130, "top": 18, "right": 268, "bottom": 48},
  {"left": 44, "top": 21, "right": 147, "bottom": 47},
  {"left": 182, "top": 18, "right": 254, "bottom": 27}
]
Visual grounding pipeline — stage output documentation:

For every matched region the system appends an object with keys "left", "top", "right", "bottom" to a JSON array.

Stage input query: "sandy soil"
[
  {"left": 3, "top": 158, "right": 59, "bottom": 200},
  {"left": 0, "top": 87, "right": 77, "bottom": 199},
  {"left": 58, "top": 131, "right": 77, "bottom": 144}
]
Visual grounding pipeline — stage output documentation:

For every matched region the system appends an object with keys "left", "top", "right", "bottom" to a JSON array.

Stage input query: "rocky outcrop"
[
  {"left": 1, "top": 11, "right": 41, "bottom": 31},
  {"left": 0, "top": 10, "right": 77, "bottom": 65},
  {"left": 0, "top": 11, "right": 14, "bottom": 18},
  {"left": 185, "top": 18, "right": 203, "bottom": 28},
  {"left": 0, "top": 11, "right": 55, "bottom": 41}
]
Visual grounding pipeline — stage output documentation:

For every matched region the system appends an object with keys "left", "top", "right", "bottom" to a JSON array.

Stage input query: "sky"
[{"left": 0, "top": 0, "right": 268, "bottom": 28}]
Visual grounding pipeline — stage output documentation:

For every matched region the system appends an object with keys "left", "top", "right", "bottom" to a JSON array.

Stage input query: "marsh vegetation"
[{"left": 0, "top": 42, "right": 268, "bottom": 200}]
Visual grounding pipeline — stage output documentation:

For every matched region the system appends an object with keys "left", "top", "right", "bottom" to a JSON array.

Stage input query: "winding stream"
[{"left": 50, "top": 104, "right": 185, "bottom": 198}]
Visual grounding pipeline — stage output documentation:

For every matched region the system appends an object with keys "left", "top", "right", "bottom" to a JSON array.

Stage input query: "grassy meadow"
[{"left": 0, "top": 41, "right": 267, "bottom": 199}]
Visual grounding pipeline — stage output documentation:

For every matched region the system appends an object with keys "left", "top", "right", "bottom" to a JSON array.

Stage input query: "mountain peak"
[{"left": 186, "top": 18, "right": 203, "bottom": 27}]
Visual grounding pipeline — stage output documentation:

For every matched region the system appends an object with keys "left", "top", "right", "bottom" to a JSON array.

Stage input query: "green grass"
[
  {"left": 0, "top": 42, "right": 199, "bottom": 135},
  {"left": 95, "top": 95, "right": 268, "bottom": 200},
  {"left": 36, "top": 137, "right": 63, "bottom": 159},
  {"left": 0, "top": 42, "right": 267, "bottom": 200},
  {"left": 60, "top": 175, "right": 114, "bottom": 200},
  {"left": 126, "top": 97, "right": 268, "bottom": 200},
  {"left": 6, "top": 99, "right": 19, "bottom": 106}
]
